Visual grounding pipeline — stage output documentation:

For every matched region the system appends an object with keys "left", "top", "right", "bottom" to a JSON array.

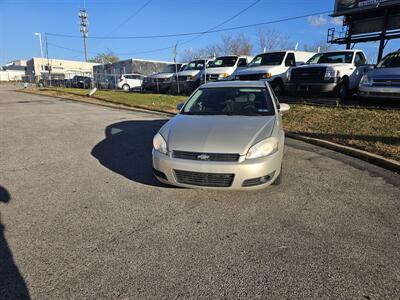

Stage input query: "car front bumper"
[
  {"left": 358, "top": 85, "right": 400, "bottom": 99},
  {"left": 142, "top": 82, "right": 172, "bottom": 92},
  {"left": 152, "top": 149, "right": 283, "bottom": 190},
  {"left": 286, "top": 82, "right": 337, "bottom": 93}
]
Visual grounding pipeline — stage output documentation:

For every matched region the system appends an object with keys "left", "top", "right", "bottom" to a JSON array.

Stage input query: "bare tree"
[
  {"left": 180, "top": 48, "right": 197, "bottom": 62},
  {"left": 179, "top": 33, "right": 252, "bottom": 61},
  {"left": 255, "top": 29, "right": 292, "bottom": 53},
  {"left": 219, "top": 33, "right": 253, "bottom": 56},
  {"left": 302, "top": 41, "right": 336, "bottom": 53}
]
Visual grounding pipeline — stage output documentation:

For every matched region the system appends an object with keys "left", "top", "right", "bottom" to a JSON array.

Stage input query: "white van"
[
  {"left": 117, "top": 73, "right": 145, "bottom": 91},
  {"left": 233, "top": 51, "right": 315, "bottom": 95},
  {"left": 201, "top": 55, "right": 253, "bottom": 82},
  {"left": 174, "top": 59, "right": 214, "bottom": 94}
]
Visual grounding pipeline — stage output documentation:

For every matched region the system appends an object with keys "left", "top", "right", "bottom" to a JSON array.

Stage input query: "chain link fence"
[{"left": 21, "top": 72, "right": 188, "bottom": 95}]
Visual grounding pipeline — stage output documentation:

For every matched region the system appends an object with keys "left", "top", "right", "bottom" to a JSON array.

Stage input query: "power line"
[
  {"left": 46, "top": 10, "right": 333, "bottom": 58},
  {"left": 46, "top": 10, "right": 331, "bottom": 40},
  {"left": 108, "top": 0, "right": 262, "bottom": 57},
  {"left": 179, "top": 0, "right": 261, "bottom": 47},
  {"left": 106, "top": 0, "right": 153, "bottom": 36}
]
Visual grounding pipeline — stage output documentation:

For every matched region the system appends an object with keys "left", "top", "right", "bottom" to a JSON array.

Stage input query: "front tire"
[
  {"left": 271, "top": 79, "right": 285, "bottom": 97},
  {"left": 122, "top": 84, "right": 130, "bottom": 92},
  {"left": 337, "top": 78, "right": 349, "bottom": 102}
]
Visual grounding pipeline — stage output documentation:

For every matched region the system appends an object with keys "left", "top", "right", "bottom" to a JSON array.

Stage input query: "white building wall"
[{"left": 0, "top": 70, "right": 25, "bottom": 81}]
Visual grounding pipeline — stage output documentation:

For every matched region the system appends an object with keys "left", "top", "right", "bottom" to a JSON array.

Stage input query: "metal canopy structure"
[{"left": 328, "top": 0, "right": 400, "bottom": 62}]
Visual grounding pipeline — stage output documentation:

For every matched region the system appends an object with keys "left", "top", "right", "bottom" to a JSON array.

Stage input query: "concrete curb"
[
  {"left": 286, "top": 132, "right": 400, "bottom": 173},
  {"left": 17, "top": 89, "right": 175, "bottom": 118},
  {"left": 19, "top": 89, "right": 400, "bottom": 173}
]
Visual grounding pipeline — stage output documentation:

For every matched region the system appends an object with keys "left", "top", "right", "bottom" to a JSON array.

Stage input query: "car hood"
[
  {"left": 177, "top": 70, "right": 201, "bottom": 76},
  {"left": 160, "top": 114, "right": 276, "bottom": 155},
  {"left": 149, "top": 73, "right": 174, "bottom": 79},
  {"left": 204, "top": 67, "right": 235, "bottom": 75},
  {"left": 294, "top": 63, "right": 349, "bottom": 70},
  {"left": 366, "top": 67, "right": 400, "bottom": 79},
  {"left": 235, "top": 66, "right": 279, "bottom": 75}
]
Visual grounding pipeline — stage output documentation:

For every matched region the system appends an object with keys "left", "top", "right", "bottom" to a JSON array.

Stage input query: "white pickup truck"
[
  {"left": 233, "top": 50, "right": 315, "bottom": 96},
  {"left": 286, "top": 50, "right": 372, "bottom": 100}
]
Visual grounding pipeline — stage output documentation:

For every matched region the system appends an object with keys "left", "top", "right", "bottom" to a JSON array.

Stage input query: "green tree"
[{"left": 89, "top": 50, "right": 120, "bottom": 64}]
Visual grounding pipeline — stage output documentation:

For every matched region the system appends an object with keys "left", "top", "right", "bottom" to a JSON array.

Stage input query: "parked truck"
[
  {"left": 286, "top": 50, "right": 371, "bottom": 100},
  {"left": 142, "top": 63, "right": 186, "bottom": 93},
  {"left": 233, "top": 50, "right": 315, "bottom": 96},
  {"left": 174, "top": 59, "right": 214, "bottom": 94},
  {"left": 201, "top": 55, "right": 252, "bottom": 82}
]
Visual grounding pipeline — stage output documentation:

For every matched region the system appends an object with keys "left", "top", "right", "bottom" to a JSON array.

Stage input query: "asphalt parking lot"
[{"left": 0, "top": 85, "right": 399, "bottom": 299}]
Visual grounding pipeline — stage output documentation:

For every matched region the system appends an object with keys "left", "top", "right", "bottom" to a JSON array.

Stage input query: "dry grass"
[
  {"left": 24, "top": 87, "right": 400, "bottom": 161},
  {"left": 283, "top": 105, "right": 400, "bottom": 161}
]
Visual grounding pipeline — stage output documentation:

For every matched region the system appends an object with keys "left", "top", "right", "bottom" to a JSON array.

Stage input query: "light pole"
[
  {"left": 79, "top": 9, "right": 89, "bottom": 62},
  {"left": 34, "top": 32, "right": 43, "bottom": 58}
]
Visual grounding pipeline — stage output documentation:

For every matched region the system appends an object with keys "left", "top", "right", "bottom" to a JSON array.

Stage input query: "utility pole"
[
  {"left": 79, "top": 9, "right": 89, "bottom": 62},
  {"left": 45, "top": 32, "right": 51, "bottom": 86},
  {"left": 173, "top": 43, "right": 180, "bottom": 94}
]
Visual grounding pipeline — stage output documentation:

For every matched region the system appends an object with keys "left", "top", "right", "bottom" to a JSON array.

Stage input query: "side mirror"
[
  {"left": 279, "top": 103, "right": 290, "bottom": 114},
  {"left": 176, "top": 102, "right": 184, "bottom": 111}
]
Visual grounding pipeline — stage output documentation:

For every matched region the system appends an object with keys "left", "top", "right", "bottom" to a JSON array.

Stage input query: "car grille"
[
  {"left": 373, "top": 78, "right": 400, "bottom": 87},
  {"left": 238, "top": 74, "right": 261, "bottom": 81},
  {"left": 173, "top": 151, "right": 240, "bottom": 162},
  {"left": 174, "top": 170, "right": 234, "bottom": 187},
  {"left": 204, "top": 74, "right": 220, "bottom": 81},
  {"left": 291, "top": 67, "right": 326, "bottom": 82},
  {"left": 178, "top": 76, "right": 188, "bottom": 81}
]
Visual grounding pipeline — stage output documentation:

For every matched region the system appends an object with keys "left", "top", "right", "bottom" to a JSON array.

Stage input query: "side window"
[
  {"left": 237, "top": 58, "right": 247, "bottom": 67},
  {"left": 355, "top": 53, "right": 366, "bottom": 66},
  {"left": 285, "top": 53, "right": 296, "bottom": 67}
]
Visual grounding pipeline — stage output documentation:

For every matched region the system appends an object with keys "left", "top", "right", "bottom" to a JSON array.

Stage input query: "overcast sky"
[{"left": 0, "top": 0, "right": 399, "bottom": 65}]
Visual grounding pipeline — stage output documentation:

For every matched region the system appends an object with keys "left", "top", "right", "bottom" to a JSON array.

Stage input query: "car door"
[{"left": 130, "top": 75, "right": 142, "bottom": 89}]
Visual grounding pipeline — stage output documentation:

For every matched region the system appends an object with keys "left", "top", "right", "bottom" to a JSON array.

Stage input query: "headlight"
[
  {"left": 324, "top": 68, "right": 336, "bottom": 80},
  {"left": 261, "top": 73, "right": 272, "bottom": 79},
  {"left": 246, "top": 137, "right": 279, "bottom": 160},
  {"left": 360, "top": 74, "right": 372, "bottom": 86},
  {"left": 188, "top": 75, "right": 196, "bottom": 81},
  {"left": 218, "top": 73, "right": 229, "bottom": 79},
  {"left": 153, "top": 133, "right": 168, "bottom": 155}
]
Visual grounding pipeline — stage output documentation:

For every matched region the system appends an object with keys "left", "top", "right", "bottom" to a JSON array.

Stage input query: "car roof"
[
  {"left": 202, "top": 81, "right": 268, "bottom": 89},
  {"left": 321, "top": 49, "right": 363, "bottom": 53}
]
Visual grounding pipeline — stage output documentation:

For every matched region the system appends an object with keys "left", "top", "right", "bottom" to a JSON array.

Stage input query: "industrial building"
[
  {"left": 25, "top": 57, "right": 99, "bottom": 82},
  {"left": 93, "top": 58, "right": 173, "bottom": 77}
]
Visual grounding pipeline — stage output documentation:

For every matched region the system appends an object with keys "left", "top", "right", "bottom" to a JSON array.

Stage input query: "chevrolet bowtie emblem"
[{"left": 197, "top": 154, "right": 210, "bottom": 160}]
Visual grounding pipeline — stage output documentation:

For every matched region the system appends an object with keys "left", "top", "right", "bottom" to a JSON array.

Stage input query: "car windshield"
[
  {"left": 209, "top": 57, "right": 238, "bottom": 68},
  {"left": 185, "top": 60, "right": 206, "bottom": 70},
  {"left": 248, "top": 52, "right": 286, "bottom": 67},
  {"left": 377, "top": 52, "right": 400, "bottom": 68},
  {"left": 307, "top": 52, "right": 354, "bottom": 64},
  {"left": 181, "top": 87, "right": 274, "bottom": 116},
  {"left": 161, "top": 64, "right": 179, "bottom": 73}
]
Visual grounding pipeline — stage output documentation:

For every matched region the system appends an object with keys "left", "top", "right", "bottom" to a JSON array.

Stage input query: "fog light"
[{"left": 242, "top": 171, "right": 275, "bottom": 187}]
